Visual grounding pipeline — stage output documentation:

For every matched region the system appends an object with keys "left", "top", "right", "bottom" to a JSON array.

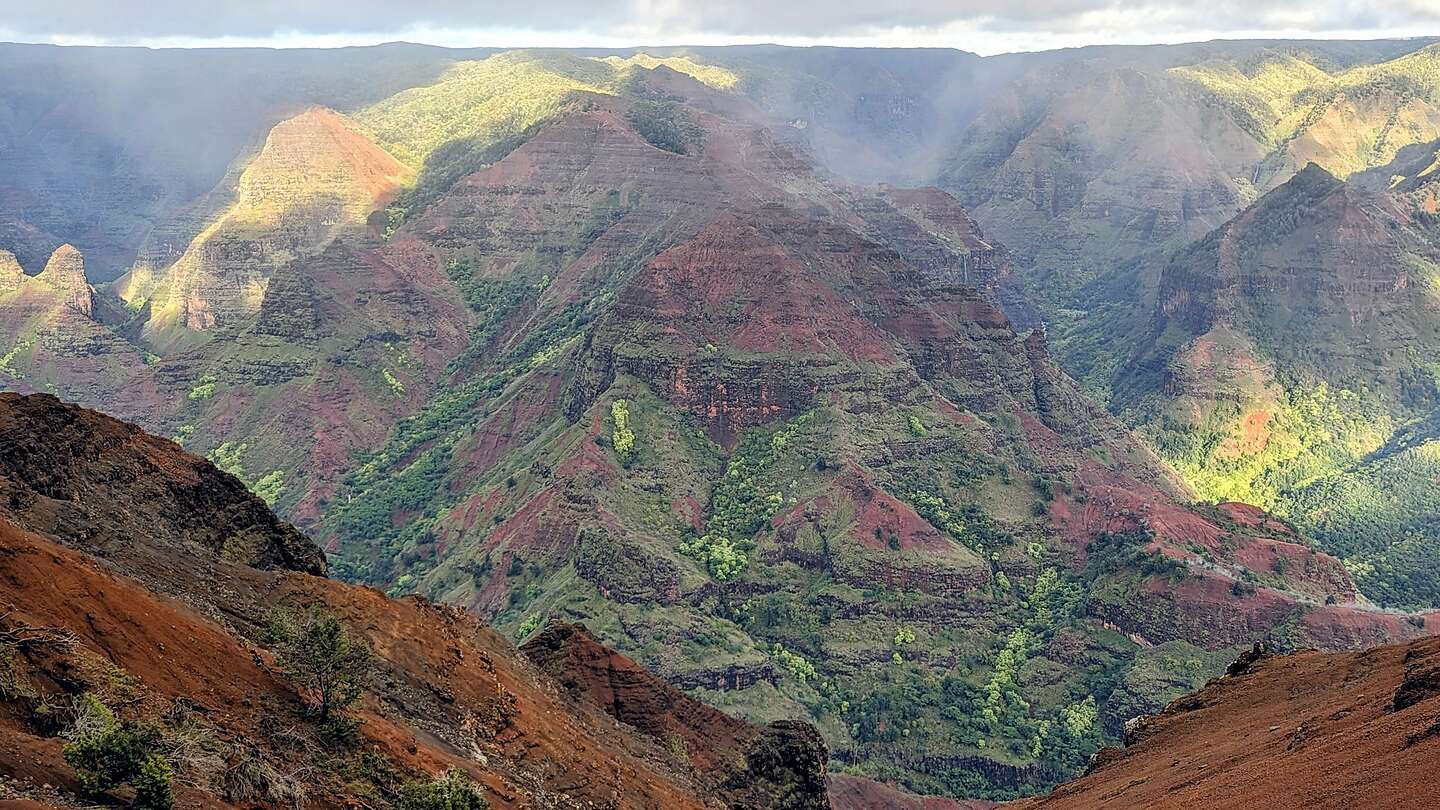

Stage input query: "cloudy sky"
[{"left": 3, "top": 1, "right": 1438, "bottom": 55}]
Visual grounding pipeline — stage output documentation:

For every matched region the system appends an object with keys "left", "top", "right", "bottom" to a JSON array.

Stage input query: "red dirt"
[
  {"left": 1012, "top": 637, "right": 1440, "bottom": 809},
  {"left": 0, "top": 518, "right": 707, "bottom": 809},
  {"left": 835, "top": 465, "right": 955, "bottom": 553}
]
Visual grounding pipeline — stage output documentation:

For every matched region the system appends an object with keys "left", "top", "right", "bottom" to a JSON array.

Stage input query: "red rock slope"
[{"left": 1011, "top": 640, "right": 1440, "bottom": 809}]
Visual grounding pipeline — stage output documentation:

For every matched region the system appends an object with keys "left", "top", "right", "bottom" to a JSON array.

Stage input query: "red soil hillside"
[
  {"left": 0, "top": 393, "right": 829, "bottom": 809},
  {"left": 1011, "top": 639, "right": 1440, "bottom": 809}
]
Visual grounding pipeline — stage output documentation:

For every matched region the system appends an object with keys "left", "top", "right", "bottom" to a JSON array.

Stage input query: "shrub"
[
  {"left": 514, "top": 613, "right": 543, "bottom": 641},
  {"left": 610, "top": 399, "right": 636, "bottom": 465},
  {"left": 266, "top": 606, "right": 374, "bottom": 724},
  {"left": 397, "top": 768, "right": 489, "bottom": 810},
  {"left": 681, "top": 412, "right": 815, "bottom": 581},
  {"left": 187, "top": 374, "right": 217, "bottom": 401},
  {"left": 383, "top": 369, "right": 406, "bottom": 396},
  {"left": 770, "top": 644, "right": 817, "bottom": 683},
  {"left": 251, "top": 470, "right": 285, "bottom": 506},
  {"left": 218, "top": 746, "right": 306, "bottom": 807},
  {"left": 62, "top": 695, "right": 173, "bottom": 809},
  {"left": 907, "top": 415, "right": 929, "bottom": 438},
  {"left": 624, "top": 100, "right": 695, "bottom": 154}
]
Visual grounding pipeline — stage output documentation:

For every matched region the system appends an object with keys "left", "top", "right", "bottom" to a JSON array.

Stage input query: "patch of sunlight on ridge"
[
  {"left": 353, "top": 51, "right": 618, "bottom": 168},
  {"left": 596, "top": 54, "right": 742, "bottom": 90},
  {"left": 1170, "top": 43, "right": 1440, "bottom": 177}
]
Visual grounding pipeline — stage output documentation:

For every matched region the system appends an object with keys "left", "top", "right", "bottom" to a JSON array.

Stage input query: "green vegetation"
[
  {"left": 833, "top": 562, "right": 1103, "bottom": 798},
  {"left": 63, "top": 694, "right": 173, "bottom": 809},
  {"left": 383, "top": 369, "right": 406, "bottom": 396},
  {"left": 358, "top": 50, "right": 729, "bottom": 223},
  {"left": 266, "top": 606, "right": 375, "bottom": 724},
  {"left": 0, "top": 336, "right": 35, "bottom": 378},
  {"left": 208, "top": 441, "right": 248, "bottom": 479},
  {"left": 187, "top": 373, "right": 218, "bottom": 401},
  {"left": 1141, "top": 383, "right": 1389, "bottom": 508},
  {"left": 770, "top": 644, "right": 818, "bottom": 683},
  {"left": 355, "top": 51, "right": 613, "bottom": 169},
  {"left": 251, "top": 470, "right": 285, "bottom": 507},
  {"left": 328, "top": 294, "right": 597, "bottom": 583},
  {"left": 206, "top": 441, "right": 286, "bottom": 506},
  {"left": 1171, "top": 46, "right": 1440, "bottom": 176},
  {"left": 610, "top": 399, "right": 636, "bottom": 464},
  {"left": 625, "top": 99, "right": 700, "bottom": 154},
  {"left": 680, "top": 413, "right": 813, "bottom": 581},
  {"left": 1288, "top": 429, "right": 1440, "bottom": 607},
  {"left": 906, "top": 415, "right": 928, "bottom": 438},
  {"left": 598, "top": 54, "right": 741, "bottom": 90},
  {"left": 514, "top": 613, "right": 544, "bottom": 641},
  {"left": 397, "top": 769, "right": 489, "bottom": 810},
  {"left": 1139, "top": 372, "right": 1440, "bottom": 607},
  {"left": 907, "top": 490, "right": 1010, "bottom": 555}
]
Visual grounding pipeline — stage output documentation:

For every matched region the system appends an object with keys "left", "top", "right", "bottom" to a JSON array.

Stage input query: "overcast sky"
[{"left": 2, "top": 1, "right": 1438, "bottom": 55}]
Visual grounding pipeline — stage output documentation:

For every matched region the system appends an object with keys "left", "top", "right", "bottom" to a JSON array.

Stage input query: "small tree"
[
  {"left": 266, "top": 606, "right": 374, "bottom": 724},
  {"left": 610, "top": 399, "right": 636, "bottom": 465},
  {"left": 63, "top": 694, "right": 174, "bottom": 809}
]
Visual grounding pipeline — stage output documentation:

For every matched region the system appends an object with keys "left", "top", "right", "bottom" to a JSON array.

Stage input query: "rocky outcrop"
[
  {"left": 0, "top": 392, "right": 325, "bottom": 575},
  {"left": 0, "top": 250, "right": 23, "bottom": 293},
  {"left": 522, "top": 622, "right": 831, "bottom": 810},
  {"left": 574, "top": 527, "right": 682, "bottom": 604},
  {"left": 32, "top": 245, "right": 93, "bottom": 317},
  {"left": 1393, "top": 644, "right": 1440, "bottom": 713}
]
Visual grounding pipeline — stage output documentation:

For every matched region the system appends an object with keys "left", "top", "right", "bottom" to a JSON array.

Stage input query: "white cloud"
[{"left": 0, "top": 0, "right": 1436, "bottom": 53}]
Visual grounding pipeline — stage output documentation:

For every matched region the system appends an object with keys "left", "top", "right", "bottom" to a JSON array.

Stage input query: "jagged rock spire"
[
  {"left": 0, "top": 250, "right": 22, "bottom": 293},
  {"left": 35, "top": 244, "right": 94, "bottom": 317}
]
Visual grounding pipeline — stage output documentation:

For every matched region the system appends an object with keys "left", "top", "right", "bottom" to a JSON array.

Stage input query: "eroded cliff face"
[
  {"left": 130, "top": 107, "right": 412, "bottom": 342},
  {"left": 33, "top": 245, "right": 93, "bottom": 318},
  {"left": 320, "top": 76, "right": 1433, "bottom": 802},
  {"left": 933, "top": 43, "right": 1440, "bottom": 403},
  {"left": 0, "top": 246, "right": 157, "bottom": 418},
  {"left": 3, "top": 50, "right": 1435, "bottom": 806},
  {"left": 0, "top": 251, "right": 22, "bottom": 293},
  {"left": 0, "top": 391, "right": 325, "bottom": 575}
]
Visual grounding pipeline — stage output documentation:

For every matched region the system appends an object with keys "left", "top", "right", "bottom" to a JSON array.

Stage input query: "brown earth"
[{"left": 1011, "top": 638, "right": 1440, "bottom": 809}]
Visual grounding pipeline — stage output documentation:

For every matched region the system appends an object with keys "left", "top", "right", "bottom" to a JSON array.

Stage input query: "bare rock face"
[
  {"left": 33, "top": 244, "right": 93, "bottom": 316},
  {"left": 0, "top": 250, "right": 23, "bottom": 293},
  {"left": 1392, "top": 644, "right": 1440, "bottom": 713},
  {"left": 139, "top": 107, "right": 411, "bottom": 338}
]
